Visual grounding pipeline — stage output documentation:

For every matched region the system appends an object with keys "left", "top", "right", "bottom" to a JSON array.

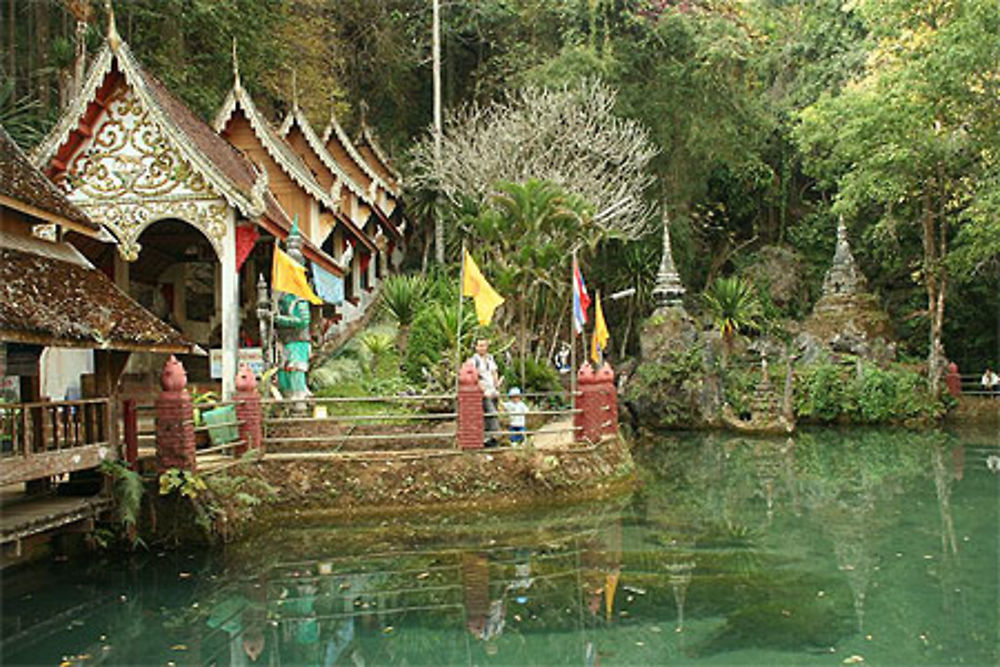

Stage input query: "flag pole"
[
  {"left": 570, "top": 249, "right": 577, "bottom": 408},
  {"left": 455, "top": 240, "right": 466, "bottom": 397}
]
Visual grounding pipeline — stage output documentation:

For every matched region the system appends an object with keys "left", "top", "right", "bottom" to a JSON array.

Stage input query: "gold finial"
[
  {"left": 104, "top": 0, "right": 121, "bottom": 50},
  {"left": 231, "top": 37, "right": 241, "bottom": 87},
  {"left": 291, "top": 69, "right": 299, "bottom": 111}
]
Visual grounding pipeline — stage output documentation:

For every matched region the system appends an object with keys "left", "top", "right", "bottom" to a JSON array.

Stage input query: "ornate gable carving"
[{"left": 65, "top": 88, "right": 230, "bottom": 259}]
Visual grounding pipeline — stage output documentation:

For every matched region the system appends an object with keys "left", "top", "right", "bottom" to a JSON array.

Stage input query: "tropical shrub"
[
  {"left": 378, "top": 274, "right": 429, "bottom": 354},
  {"left": 796, "top": 360, "right": 850, "bottom": 422},
  {"left": 404, "top": 303, "right": 477, "bottom": 384}
]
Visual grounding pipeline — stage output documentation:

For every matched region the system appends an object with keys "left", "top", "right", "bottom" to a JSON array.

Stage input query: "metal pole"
[
  {"left": 455, "top": 241, "right": 466, "bottom": 396},
  {"left": 571, "top": 250, "right": 577, "bottom": 407}
]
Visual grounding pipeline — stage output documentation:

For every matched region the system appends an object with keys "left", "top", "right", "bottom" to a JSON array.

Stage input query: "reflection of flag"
[
  {"left": 310, "top": 260, "right": 344, "bottom": 305},
  {"left": 605, "top": 570, "right": 619, "bottom": 621},
  {"left": 591, "top": 291, "right": 609, "bottom": 363},
  {"left": 572, "top": 257, "right": 591, "bottom": 335},
  {"left": 462, "top": 249, "right": 504, "bottom": 325},
  {"left": 272, "top": 245, "right": 323, "bottom": 304}
]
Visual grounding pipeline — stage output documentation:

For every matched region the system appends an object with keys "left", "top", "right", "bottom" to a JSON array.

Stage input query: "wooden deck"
[{"left": 0, "top": 487, "right": 112, "bottom": 548}]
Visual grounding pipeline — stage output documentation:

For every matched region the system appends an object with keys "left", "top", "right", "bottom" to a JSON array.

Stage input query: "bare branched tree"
[{"left": 409, "top": 79, "right": 659, "bottom": 241}]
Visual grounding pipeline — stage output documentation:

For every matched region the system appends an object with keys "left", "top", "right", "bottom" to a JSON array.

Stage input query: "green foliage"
[
  {"left": 99, "top": 460, "right": 145, "bottom": 548},
  {"left": 459, "top": 179, "right": 594, "bottom": 364},
  {"left": 796, "top": 360, "right": 942, "bottom": 424},
  {"left": 501, "top": 357, "right": 562, "bottom": 397},
  {"left": 404, "top": 302, "right": 477, "bottom": 385},
  {"left": 796, "top": 360, "right": 848, "bottom": 422},
  {"left": 309, "top": 355, "right": 365, "bottom": 393},
  {"left": 159, "top": 468, "right": 207, "bottom": 499},
  {"left": 0, "top": 77, "right": 44, "bottom": 147},
  {"left": 625, "top": 346, "right": 704, "bottom": 429},
  {"left": 703, "top": 276, "right": 764, "bottom": 343},
  {"left": 379, "top": 274, "right": 429, "bottom": 328},
  {"left": 359, "top": 332, "right": 395, "bottom": 374}
]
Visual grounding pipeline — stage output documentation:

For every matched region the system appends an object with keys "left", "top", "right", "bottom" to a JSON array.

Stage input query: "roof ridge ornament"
[
  {"left": 104, "top": 0, "right": 121, "bottom": 51},
  {"left": 291, "top": 69, "right": 299, "bottom": 112},
  {"left": 359, "top": 99, "right": 369, "bottom": 131},
  {"left": 231, "top": 37, "right": 241, "bottom": 89}
]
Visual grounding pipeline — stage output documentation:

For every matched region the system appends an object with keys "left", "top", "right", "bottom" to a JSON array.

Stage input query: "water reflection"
[{"left": 2, "top": 428, "right": 997, "bottom": 665}]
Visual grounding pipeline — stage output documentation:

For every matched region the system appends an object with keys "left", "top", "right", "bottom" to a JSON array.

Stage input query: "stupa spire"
[{"left": 652, "top": 207, "right": 686, "bottom": 308}]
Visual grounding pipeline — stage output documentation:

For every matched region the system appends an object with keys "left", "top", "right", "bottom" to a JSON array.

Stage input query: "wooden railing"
[{"left": 0, "top": 398, "right": 113, "bottom": 486}]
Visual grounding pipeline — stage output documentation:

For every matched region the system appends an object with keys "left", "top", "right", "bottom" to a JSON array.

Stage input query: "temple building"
[
  {"left": 29, "top": 15, "right": 407, "bottom": 397},
  {"left": 279, "top": 100, "right": 404, "bottom": 328}
]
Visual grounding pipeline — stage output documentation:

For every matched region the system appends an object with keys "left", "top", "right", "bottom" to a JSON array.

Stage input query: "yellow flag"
[
  {"left": 272, "top": 245, "right": 323, "bottom": 305},
  {"left": 591, "top": 291, "right": 609, "bottom": 363},
  {"left": 605, "top": 570, "right": 619, "bottom": 621},
  {"left": 462, "top": 249, "right": 505, "bottom": 325}
]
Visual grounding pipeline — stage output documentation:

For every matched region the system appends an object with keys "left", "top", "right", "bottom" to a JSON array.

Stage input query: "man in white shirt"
[{"left": 469, "top": 338, "right": 501, "bottom": 446}]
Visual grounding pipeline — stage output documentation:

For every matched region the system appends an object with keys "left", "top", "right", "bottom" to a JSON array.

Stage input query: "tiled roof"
[
  {"left": 0, "top": 245, "right": 192, "bottom": 353},
  {"left": 140, "top": 68, "right": 262, "bottom": 202},
  {"left": 0, "top": 125, "right": 96, "bottom": 230}
]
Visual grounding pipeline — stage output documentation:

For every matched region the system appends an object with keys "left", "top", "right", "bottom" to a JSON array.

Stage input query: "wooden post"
[{"left": 123, "top": 399, "right": 138, "bottom": 470}]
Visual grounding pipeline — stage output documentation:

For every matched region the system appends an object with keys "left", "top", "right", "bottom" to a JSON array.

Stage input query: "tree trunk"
[
  {"left": 518, "top": 297, "right": 526, "bottom": 389},
  {"left": 8, "top": 0, "right": 16, "bottom": 87},
  {"left": 922, "top": 189, "right": 946, "bottom": 396},
  {"left": 35, "top": 0, "right": 49, "bottom": 109}
]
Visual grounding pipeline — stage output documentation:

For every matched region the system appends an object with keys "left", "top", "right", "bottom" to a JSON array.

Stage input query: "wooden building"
[
  {"left": 0, "top": 124, "right": 191, "bottom": 556},
  {"left": 278, "top": 102, "right": 404, "bottom": 327}
]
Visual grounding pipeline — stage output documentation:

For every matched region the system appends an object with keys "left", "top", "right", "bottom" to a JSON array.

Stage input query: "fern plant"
[{"left": 99, "top": 460, "right": 146, "bottom": 549}]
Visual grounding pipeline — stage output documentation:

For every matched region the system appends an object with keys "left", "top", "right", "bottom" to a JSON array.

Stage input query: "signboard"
[{"left": 210, "top": 347, "right": 265, "bottom": 379}]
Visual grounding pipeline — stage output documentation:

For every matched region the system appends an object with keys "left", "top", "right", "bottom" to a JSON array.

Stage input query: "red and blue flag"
[{"left": 572, "top": 257, "right": 591, "bottom": 335}]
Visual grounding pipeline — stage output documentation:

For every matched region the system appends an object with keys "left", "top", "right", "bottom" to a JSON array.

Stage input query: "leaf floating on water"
[
  {"left": 842, "top": 655, "right": 864, "bottom": 664},
  {"left": 171, "top": 644, "right": 188, "bottom": 651},
  {"left": 178, "top": 572, "right": 192, "bottom": 579}
]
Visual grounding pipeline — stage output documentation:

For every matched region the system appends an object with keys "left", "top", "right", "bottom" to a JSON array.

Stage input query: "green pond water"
[{"left": 2, "top": 427, "right": 998, "bottom": 666}]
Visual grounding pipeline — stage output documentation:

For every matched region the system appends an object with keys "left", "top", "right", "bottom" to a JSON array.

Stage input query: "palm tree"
[
  {"left": 484, "top": 180, "right": 589, "bottom": 385},
  {"left": 378, "top": 275, "right": 429, "bottom": 356},
  {"left": 703, "top": 276, "right": 764, "bottom": 366}
]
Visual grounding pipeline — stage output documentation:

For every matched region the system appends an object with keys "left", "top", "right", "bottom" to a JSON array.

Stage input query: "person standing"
[
  {"left": 502, "top": 387, "right": 529, "bottom": 445},
  {"left": 982, "top": 367, "right": 1000, "bottom": 396},
  {"left": 469, "top": 338, "right": 501, "bottom": 446}
]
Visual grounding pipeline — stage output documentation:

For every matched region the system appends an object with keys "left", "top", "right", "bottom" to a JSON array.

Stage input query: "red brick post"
[
  {"left": 575, "top": 363, "right": 602, "bottom": 443},
  {"left": 457, "top": 361, "right": 484, "bottom": 450},
  {"left": 155, "top": 355, "right": 196, "bottom": 473},
  {"left": 234, "top": 364, "right": 262, "bottom": 456},
  {"left": 595, "top": 362, "right": 619, "bottom": 437},
  {"left": 945, "top": 362, "right": 962, "bottom": 397}
]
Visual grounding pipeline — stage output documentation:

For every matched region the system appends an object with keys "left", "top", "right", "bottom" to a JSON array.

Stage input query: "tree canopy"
[{"left": 4, "top": 0, "right": 999, "bottom": 374}]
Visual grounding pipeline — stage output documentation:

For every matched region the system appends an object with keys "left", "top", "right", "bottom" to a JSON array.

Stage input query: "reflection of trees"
[{"left": 796, "top": 430, "right": 949, "bottom": 635}]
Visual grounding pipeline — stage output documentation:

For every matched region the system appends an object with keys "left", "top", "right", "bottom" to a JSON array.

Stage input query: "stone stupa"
[{"left": 800, "top": 217, "right": 895, "bottom": 361}]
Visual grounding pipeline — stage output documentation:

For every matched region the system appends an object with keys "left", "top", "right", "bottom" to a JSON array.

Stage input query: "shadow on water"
[{"left": 1, "top": 427, "right": 997, "bottom": 665}]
